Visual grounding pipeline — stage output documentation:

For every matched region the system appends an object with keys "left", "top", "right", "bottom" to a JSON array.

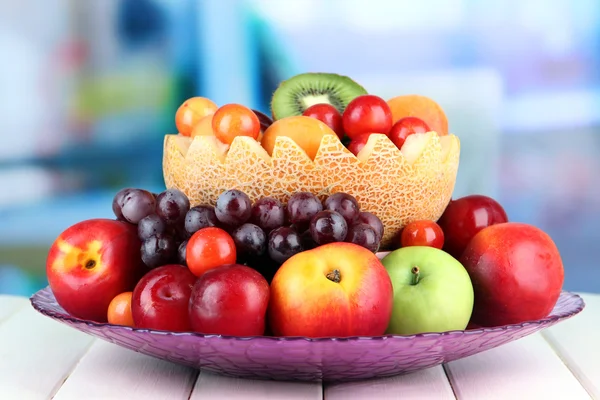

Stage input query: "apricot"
[
  {"left": 387, "top": 95, "right": 448, "bottom": 136},
  {"left": 190, "top": 114, "right": 215, "bottom": 138},
  {"left": 175, "top": 97, "right": 218, "bottom": 136},
  {"left": 261, "top": 115, "right": 338, "bottom": 160}
]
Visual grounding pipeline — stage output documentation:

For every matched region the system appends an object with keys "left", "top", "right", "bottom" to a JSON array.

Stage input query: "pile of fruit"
[
  {"left": 163, "top": 72, "right": 460, "bottom": 247},
  {"left": 45, "top": 72, "right": 565, "bottom": 339}
]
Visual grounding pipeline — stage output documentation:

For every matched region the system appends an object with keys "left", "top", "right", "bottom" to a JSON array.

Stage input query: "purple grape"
[
  {"left": 185, "top": 205, "right": 218, "bottom": 236},
  {"left": 138, "top": 214, "right": 168, "bottom": 240},
  {"left": 156, "top": 189, "right": 190, "bottom": 225},
  {"left": 268, "top": 227, "right": 304, "bottom": 264},
  {"left": 309, "top": 210, "right": 348, "bottom": 245},
  {"left": 346, "top": 223, "right": 380, "bottom": 252},
  {"left": 324, "top": 192, "right": 360, "bottom": 225},
  {"left": 140, "top": 234, "right": 177, "bottom": 268},
  {"left": 356, "top": 211, "right": 384, "bottom": 241},
  {"left": 120, "top": 189, "right": 156, "bottom": 224},
  {"left": 215, "top": 189, "right": 252, "bottom": 227},
  {"left": 232, "top": 223, "right": 266, "bottom": 257},
  {"left": 112, "top": 187, "right": 133, "bottom": 220},
  {"left": 250, "top": 197, "right": 286, "bottom": 232},
  {"left": 286, "top": 192, "right": 323, "bottom": 231},
  {"left": 178, "top": 240, "right": 188, "bottom": 265}
]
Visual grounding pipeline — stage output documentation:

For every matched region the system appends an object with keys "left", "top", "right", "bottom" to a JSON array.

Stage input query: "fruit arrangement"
[
  {"left": 163, "top": 72, "right": 460, "bottom": 248},
  {"left": 45, "top": 72, "right": 565, "bottom": 341}
]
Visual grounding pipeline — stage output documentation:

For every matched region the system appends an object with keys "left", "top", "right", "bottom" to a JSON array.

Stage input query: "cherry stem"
[
  {"left": 411, "top": 266, "right": 420, "bottom": 285},
  {"left": 326, "top": 269, "right": 341, "bottom": 283}
]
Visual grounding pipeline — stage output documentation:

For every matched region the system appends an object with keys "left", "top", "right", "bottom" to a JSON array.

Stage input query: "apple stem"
[
  {"left": 85, "top": 260, "right": 96, "bottom": 269},
  {"left": 326, "top": 269, "right": 341, "bottom": 283},
  {"left": 411, "top": 266, "right": 420, "bottom": 285}
]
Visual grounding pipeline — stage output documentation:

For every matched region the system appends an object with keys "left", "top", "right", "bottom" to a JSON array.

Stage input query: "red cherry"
[
  {"left": 342, "top": 95, "right": 393, "bottom": 139},
  {"left": 303, "top": 104, "right": 344, "bottom": 140},
  {"left": 400, "top": 220, "right": 444, "bottom": 249},
  {"left": 388, "top": 117, "right": 430, "bottom": 150},
  {"left": 437, "top": 195, "right": 509, "bottom": 259},
  {"left": 347, "top": 133, "right": 372, "bottom": 156}
]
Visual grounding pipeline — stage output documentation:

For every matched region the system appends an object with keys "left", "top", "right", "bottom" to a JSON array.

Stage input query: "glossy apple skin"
[
  {"left": 437, "top": 195, "right": 508, "bottom": 260},
  {"left": 131, "top": 264, "right": 197, "bottom": 332},
  {"left": 268, "top": 242, "right": 393, "bottom": 337},
  {"left": 189, "top": 264, "right": 270, "bottom": 336},
  {"left": 460, "top": 222, "right": 564, "bottom": 327},
  {"left": 382, "top": 246, "right": 474, "bottom": 335},
  {"left": 46, "top": 218, "right": 146, "bottom": 322}
]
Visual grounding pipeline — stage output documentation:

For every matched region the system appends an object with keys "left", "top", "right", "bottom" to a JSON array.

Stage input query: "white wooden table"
[{"left": 0, "top": 293, "right": 598, "bottom": 400}]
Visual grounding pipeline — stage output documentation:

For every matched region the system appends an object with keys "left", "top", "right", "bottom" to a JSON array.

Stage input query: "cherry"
[
  {"left": 342, "top": 95, "right": 392, "bottom": 139},
  {"left": 347, "top": 133, "right": 372, "bottom": 156},
  {"left": 303, "top": 103, "right": 344, "bottom": 140},
  {"left": 437, "top": 195, "right": 509, "bottom": 259},
  {"left": 388, "top": 117, "right": 430, "bottom": 150},
  {"left": 400, "top": 220, "right": 444, "bottom": 249}
]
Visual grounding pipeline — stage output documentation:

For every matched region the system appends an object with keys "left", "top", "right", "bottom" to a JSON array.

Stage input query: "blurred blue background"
[{"left": 0, "top": 0, "right": 598, "bottom": 296}]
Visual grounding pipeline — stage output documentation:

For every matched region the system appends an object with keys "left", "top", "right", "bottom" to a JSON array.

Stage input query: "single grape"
[
  {"left": 324, "top": 192, "right": 360, "bottom": 225},
  {"left": 286, "top": 192, "right": 323, "bottom": 231},
  {"left": 356, "top": 211, "right": 384, "bottom": 241},
  {"left": 346, "top": 223, "right": 380, "bottom": 253},
  {"left": 140, "top": 234, "right": 177, "bottom": 269},
  {"left": 138, "top": 214, "right": 168, "bottom": 241},
  {"left": 112, "top": 188, "right": 133, "bottom": 220},
  {"left": 120, "top": 189, "right": 156, "bottom": 224},
  {"left": 309, "top": 210, "right": 348, "bottom": 245},
  {"left": 156, "top": 188, "right": 190, "bottom": 226},
  {"left": 250, "top": 197, "right": 286, "bottom": 232},
  {"left": 268, "top": 227, "right": 304, "bottom": 264},
  {"left": 215, "top": 189, "right": 252, "bottom": 227},
  {"left": 178, "top": 240, "right": 188, "bottom": 266},
  {"left": 185, "top": 205, "right": 219, "bottom": 236},
  {"left": 232, "top": 223, "right": 266, "bottom": 257}
]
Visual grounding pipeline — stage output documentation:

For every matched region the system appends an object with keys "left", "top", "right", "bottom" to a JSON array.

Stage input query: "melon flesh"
[{"left": 163, "top": 131, "right": 460, "bottom": 249}]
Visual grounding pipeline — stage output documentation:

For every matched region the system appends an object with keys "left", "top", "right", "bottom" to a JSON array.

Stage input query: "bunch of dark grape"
[
  {"left": 212, "top": 189, "right": 384, "bottom": 265},
  {"left": 111, "top": 187, "right": 384, "bottom": 277},
  {"left": 112, "top": 187, "right": 197, "bottom": 269}
]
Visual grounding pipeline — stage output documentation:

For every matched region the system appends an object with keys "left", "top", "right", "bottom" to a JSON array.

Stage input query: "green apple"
[{"left": 381, "top": 246, "right": 474, "bottom": 335}]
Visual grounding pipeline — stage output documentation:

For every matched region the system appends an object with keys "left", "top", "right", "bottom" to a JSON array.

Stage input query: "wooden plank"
[
  {"left": 0, "top": 295, "right": 28, "bottom": 324},
  {"left": 53, "top": 340, "right": 198, "bottom": 400},
  {"left": 325, "top": 366, "right": 455, "bottom": 400},
  {"left": 444, "top": 333, "right": 591, "bottom": 400},
  {"left": 0, "top": 305, "right": 94, "bottom": 400},
  {"left": 542, "top": 293, "right": 600, "bottom": 399},
  {"left": 190, "top": 370, "right": 323, "bottom": 400}
]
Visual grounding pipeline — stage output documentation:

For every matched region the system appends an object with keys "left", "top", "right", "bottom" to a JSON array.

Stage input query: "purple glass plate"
[{"left": 30, "top": 287, "right": 584, "bottom": 382}]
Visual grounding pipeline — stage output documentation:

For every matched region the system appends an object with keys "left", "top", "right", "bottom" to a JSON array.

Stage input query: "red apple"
[
  {"left": 437, "top": 194, "right": 508, "bottom": 259},
  {"left": 189, "top": 264, "right": 270, "bottom": 336},
  {"left": 131, "top": 264, "right": 197, "bottom": 332},
  {"left": 46, "top": 218, "right": 146, "bottom": 322},
  {"left": 268, "top": 242, "right": 393, "bottom": 337},
  {"left": 460, "top": 222, "right": 564, "bottom": 327}
]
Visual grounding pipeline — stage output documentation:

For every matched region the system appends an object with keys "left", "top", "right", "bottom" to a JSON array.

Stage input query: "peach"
[
  {"left": 260, "top": 115, "right": 338, "bottom": 160},
  {"left": 387, "top": 95, "right": 448, "bottom": 136},
  {"left": 268, "top": 242, "right": 393, "bottom": 337}
]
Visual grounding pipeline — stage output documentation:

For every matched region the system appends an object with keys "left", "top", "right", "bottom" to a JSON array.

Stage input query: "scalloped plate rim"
[{"left": 29, "top": 286, "right": 585, "bottom": 342}]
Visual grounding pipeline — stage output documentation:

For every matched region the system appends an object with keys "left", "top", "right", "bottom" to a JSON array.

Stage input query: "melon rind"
[{"left": 163, "top": 132, "right": 460, "bottom": 248}]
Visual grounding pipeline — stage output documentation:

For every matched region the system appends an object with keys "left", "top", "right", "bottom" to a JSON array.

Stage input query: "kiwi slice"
[{"left": 270, "top": 72, "right": 368, "bottom": 120}]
